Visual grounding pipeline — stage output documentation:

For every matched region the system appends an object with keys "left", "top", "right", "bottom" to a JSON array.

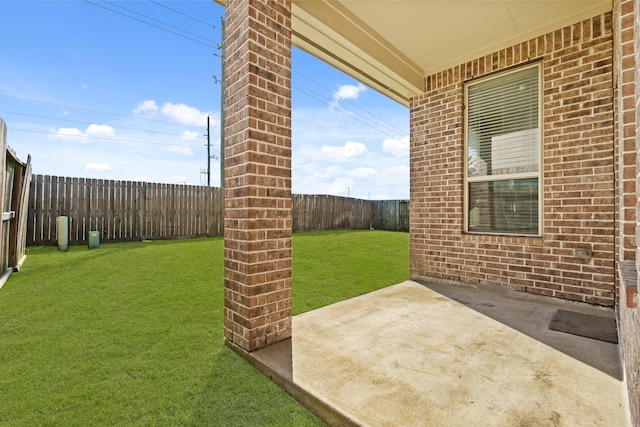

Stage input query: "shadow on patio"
[{"left": 230, "top": 280, "right": 629, "bottom": 426}]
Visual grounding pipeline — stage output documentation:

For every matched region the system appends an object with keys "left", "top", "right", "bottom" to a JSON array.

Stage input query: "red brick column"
[
  {"left": 636, "top": 1, "right": 640, "bottom": 272},
  {"left": 223, "top": 0, "right": 292, "bottom": 352},
  {"left": 615, "top": 0, "right": 638, "bottom": 261}
]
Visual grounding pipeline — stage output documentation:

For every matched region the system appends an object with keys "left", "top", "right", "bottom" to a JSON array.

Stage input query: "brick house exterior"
[
  {"left": 219, "top": 0, "right": 639, "bottom": 422},
  {"left": 410, "top": 15, "right": 615, "bottom": 306},
  {"left": 410, "top": 6, "right": 639, "bottom": 420}
]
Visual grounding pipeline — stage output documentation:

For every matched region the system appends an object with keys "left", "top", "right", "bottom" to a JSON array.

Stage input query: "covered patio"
[
  {"left": 215, "top": 0, "right": 639, "bottom": 424},
  {"left": 237, "top": 280, "right": 627, "bottom": 426}
]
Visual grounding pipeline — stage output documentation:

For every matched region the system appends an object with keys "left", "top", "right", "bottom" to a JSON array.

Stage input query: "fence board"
[
  {"left": 14, "top": 155, "right": 32, "bottom": 269},
  {"left": 43, "top": 175, "right": 52, "bottom": 241},
  {"left": 72, "top": 177, "right": 81, "bottom": 242},
  {"left": 27, "top": 175, "right": 408, "bottom": 245},
  {"left": 27, "top": 174, "right": 39, "bottom": 243}
]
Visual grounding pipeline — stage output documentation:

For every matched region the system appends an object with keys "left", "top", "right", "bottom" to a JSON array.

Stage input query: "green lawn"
[{"left": 0, "top": 230, "right": 408, "bottom": 426}]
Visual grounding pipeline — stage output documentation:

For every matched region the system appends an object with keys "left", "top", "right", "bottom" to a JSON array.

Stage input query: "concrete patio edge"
[
  {"left": 225, "top": 338, "right": 359, "bottom": 427},
  {"left": 226, "top": 280, "right": 628, "bottom": 426}
]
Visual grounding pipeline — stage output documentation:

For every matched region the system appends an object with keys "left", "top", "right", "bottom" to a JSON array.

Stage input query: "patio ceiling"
[{"left": 215, "top": 1, "right": 612, "bottom": 106}]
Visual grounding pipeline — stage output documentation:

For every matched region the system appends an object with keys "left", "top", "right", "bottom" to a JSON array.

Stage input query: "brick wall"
[
  {"left": 410, "top": 13, "right": 615, "bottom": 306},
  {"left": 618, "top": 0, "right": 640, "bottom": 422},
  {"left": 223, "top": 0, "right": 293, "bottom": 352},
  {"left": 617, "top": 0, "right": 638, "bottom": 262}
]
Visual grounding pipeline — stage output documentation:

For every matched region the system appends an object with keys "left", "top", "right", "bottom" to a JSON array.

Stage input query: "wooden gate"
[{"left": 0, "top": 118, "right": 32, "bottom": 288}]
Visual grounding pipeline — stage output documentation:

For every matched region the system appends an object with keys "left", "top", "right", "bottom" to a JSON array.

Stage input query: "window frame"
[{"left": 463, "top": 63, "right": 543, "bottom": 237}]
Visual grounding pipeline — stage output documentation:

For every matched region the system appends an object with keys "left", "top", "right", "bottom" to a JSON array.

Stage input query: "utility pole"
[
  {"left": 207, "top": 115, "right": 211, "bottom": 186},
  {"left": 212, "top": 17, "right": 226, "bottom": 188},
  {"left": 201, "top": 116, "right": 216, "bottom": 186},
  {"left": 219, "top": 17, "right": 226, "bottom": 188}
]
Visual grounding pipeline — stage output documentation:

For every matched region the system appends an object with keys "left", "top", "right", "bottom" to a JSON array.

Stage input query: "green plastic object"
[{"left": 88, "top": 231, "right": 100, "bottom": 249}]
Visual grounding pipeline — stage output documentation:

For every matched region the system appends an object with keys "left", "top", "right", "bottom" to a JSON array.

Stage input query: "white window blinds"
[
  {"left": 467, "top": 65, "right": 539, "bottom": 178},
  {"left": 466, "top": 64, "right": 541, "bottom": 235}
]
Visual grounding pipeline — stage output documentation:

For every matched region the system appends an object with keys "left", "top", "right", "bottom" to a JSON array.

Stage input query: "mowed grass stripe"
[{"left": 0, "top": 230, "right": 408, "bottom": 426}]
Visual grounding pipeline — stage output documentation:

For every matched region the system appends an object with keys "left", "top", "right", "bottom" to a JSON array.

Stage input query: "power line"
[
  {"left": 11, "top": 6, "right": 401, "bottom": 143},
  {"left": 0, "top": 110, "right": 203, "bottom": 139},
  {"left": 81, "top": 1, "right": 404, "bottom": 141},
  {"left": 103, "top": 0, "right": 214, "bottom": 45},
  {"left": 186, "top": 0, "right": 216, "bottom": 14},
  {"left": 3, "top": 93, "right": 400, "bottom": 174},
  {"left": 293, "top": 83, "right": 404, "bottom": 141},
  {"left": 10, "top": 128, "right": 203, "bottom": 149},
  {"left": 82, "top": 0, "right": 217, "bottom": 49},
  {"left": 149, "top": 0, "right": 214, "bottom": 28},
  {"left": 0, "top": 94, "right": 207, "bottom": 129},
  {"left": 9, "top": 1, "right": 403, "bottom": 166},
  {"left": 293, "top": 70, "right": 407, "bottom": 136},
  {"left": 2, "top": 98, "right": 398, "bottom": 172}
]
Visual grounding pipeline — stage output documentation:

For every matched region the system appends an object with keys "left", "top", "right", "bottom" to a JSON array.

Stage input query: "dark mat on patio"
[{"left": 549, "top": 309, "right": 618, "bottom": 344}]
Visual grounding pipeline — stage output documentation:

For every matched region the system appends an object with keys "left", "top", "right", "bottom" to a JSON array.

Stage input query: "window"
[{"left": 465, "top": 64, "right": 541, "bottom": 235}]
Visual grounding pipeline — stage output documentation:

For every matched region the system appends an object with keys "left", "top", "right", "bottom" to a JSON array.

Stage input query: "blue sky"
[{"left": 0, "top": 0, "right": 409, "bottom": 200}]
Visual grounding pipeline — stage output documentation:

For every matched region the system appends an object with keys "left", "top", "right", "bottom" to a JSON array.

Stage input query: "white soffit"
[
  {"left": 339, "top": 1, "right": 613, "bottom": 75},
  {"left": 215, "top": 1, "right": 613, "bottom": 106},
  {"left": 291, "top": 1, "right": 424, "bottom": 106}
]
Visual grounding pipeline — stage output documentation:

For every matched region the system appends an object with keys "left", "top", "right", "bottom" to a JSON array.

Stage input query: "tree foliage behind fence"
[{"left": 28, "top": 175, "right": 408, "bottom": 245}]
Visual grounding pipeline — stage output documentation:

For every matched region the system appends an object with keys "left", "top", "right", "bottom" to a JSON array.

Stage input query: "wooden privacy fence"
[
  {"left": 28, "top": 175, "right": 409, "bottom": 245},
  {"left": 292, "top": 195, "right": 409, "bottom": 232},
  {"left": 372, "top": 199, "right": 409, "bottom": 231},
  {"left": 28, "top": 176, "right": 223, "bottom": 245},
  {"left": 293, "top": 194, "right": 373, "bottom": 231}
]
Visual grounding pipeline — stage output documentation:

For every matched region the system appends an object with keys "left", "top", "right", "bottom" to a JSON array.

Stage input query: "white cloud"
[
  {"left": 167, "top": 145, "right": 194, "bottom": 156},
  {"left": 384, "top": 164, "right": 409, "bottom": 175},
  {"left": 379, "top": 165, "right": 410, "bottom": 189},
  {"left": 180, "top": 130, "right": 198, "bottom": 141},
  {"left": 335, "top": 84, "right": 366, "bottom": 100},
  {"left": 50, "top": 127, "right": 88, "bottom": 142},
  {"left": 53, "top": 127, "right": 84, "bottom": 138},
  {"left": 134, "top": 176, "right": 151, "bottom": 182},
  {"left": 308, "top": 177, "right": 354, "bottom": 197},
  {"left": 50, "top": 124, "right": 115, "bottom": 143},
  {"left": 161, "top": 102, "right": 207, "bottom": 126},
  {"left": 133, "top": 100, "right": 159, "bottom": 115},
  {"left": 349, "top": 167, "right": 377, "bottom": 178},
  {"left": 319, "top": 141, "right": 368, "bottom": 162},
  {"left": 85, "top": 162, "right": 111, "bottom": 172},
  {"left": 85, "top": 124, "right": 115, "bottom": 138},
  {"left": 297, "top": 164, "right": 343, "bottom": 179},
  {"left": 330, "top": 83, "right": 366, "bottom": 107},
  {"left": 81, "top": 83, "right": 89, "bottom": 90},
  {"left": 382, "top": 136, "right": 409, "bottom": 158}
]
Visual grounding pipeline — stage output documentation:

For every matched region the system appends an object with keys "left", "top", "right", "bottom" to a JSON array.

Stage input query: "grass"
[
  {"left": 292, "top": 230, "right": 409, "bottom": 314},
  {"left": 0, "top": 229, "right": 408, "bottom": 426}
]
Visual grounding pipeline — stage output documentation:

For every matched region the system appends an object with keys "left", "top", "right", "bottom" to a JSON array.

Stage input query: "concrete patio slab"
[{"left": 234, "top": 280, "right": 630, "bottom": 426}]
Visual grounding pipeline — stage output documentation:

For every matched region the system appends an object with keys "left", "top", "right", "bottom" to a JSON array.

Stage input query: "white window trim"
[{"left": 463, "top": 63, "right": 543, "bottom": 237}]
